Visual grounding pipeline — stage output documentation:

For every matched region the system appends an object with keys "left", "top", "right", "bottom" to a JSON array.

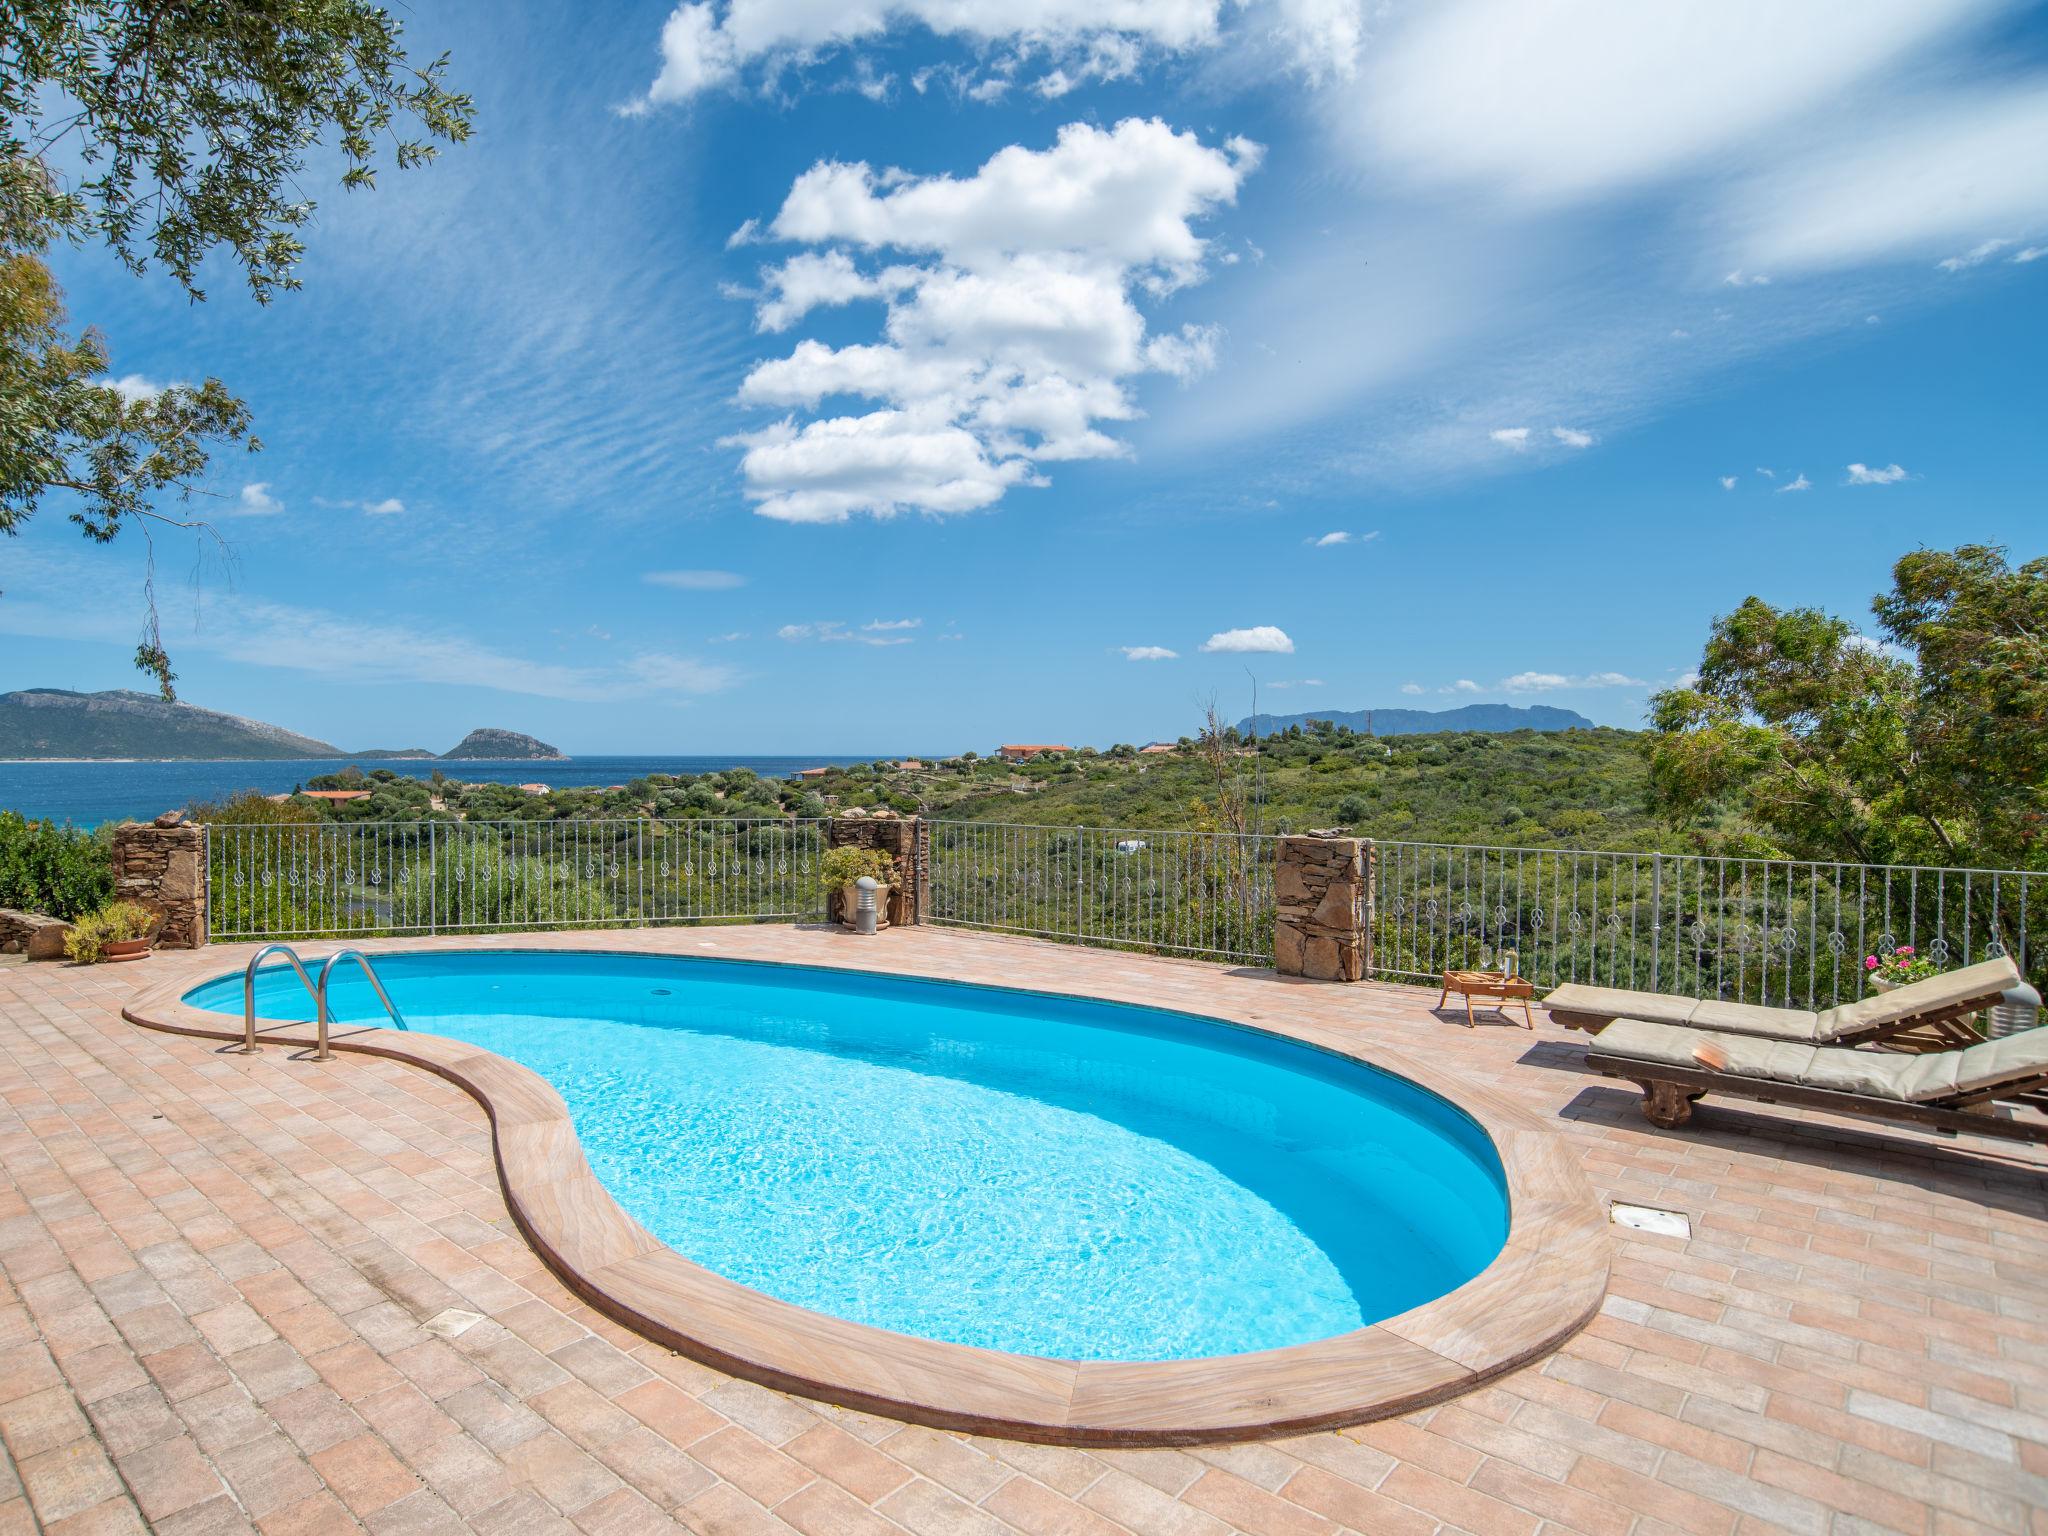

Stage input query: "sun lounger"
[
  {"left": 1544, "top": 955, "right": 2020, "bottom": 1048},
  {"left": 1584, "top": 1016, "right": 2048, "bottom": 1145}
]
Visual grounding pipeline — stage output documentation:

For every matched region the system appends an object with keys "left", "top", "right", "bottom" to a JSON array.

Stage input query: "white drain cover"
[
  {"left": 422, "top": 1308, "right": 486, "bottom": 1339},
  {"left": 1610, "top": 1203, "right": 1692, "bottom": 1240}
]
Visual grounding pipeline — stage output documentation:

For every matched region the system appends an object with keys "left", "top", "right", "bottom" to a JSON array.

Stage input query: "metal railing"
[
  {"left": 1367, "top": 841, "right": 2043, "bottom": 1007},
  {"left": 206, "top": 818, "right": 827, "bottom": 941},
  {"left": 927, "top": 822, "right": 1277, "bottom": 963}
]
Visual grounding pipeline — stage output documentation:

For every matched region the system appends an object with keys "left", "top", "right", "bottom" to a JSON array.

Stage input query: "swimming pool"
[{"left": 187, "top": 950, "right": 1510, "bottom": 1363}]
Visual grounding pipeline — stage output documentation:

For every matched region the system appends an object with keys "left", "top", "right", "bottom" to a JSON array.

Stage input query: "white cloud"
[
  {"left": 1121, "top": 645, "right": 1178, "bottom": 660},
  {"left": 1489, "top": 427, "right": 1530, "bottom": 449},
  {"left": 1431, "top": 669, "right": 1649, "bottom": 695},
  {"left": 624, "top": 0, "right": 1354, "bottom": 110},
  {"left": 1719, "top": 475, "right": 1737, "bottom": 490},
  {"left": 362, "top": 498, "right": 406, "bottom": 516},
  {"left": 1938, "top": 237, "right": 2016, "bottom": 272},
  {"left": 1721, "top": 270, "right": 1771, "bottom": 288},
  {"left": 232, "top": 482, "right": 282, "bottom": 516},
  {"left": 623, "top": 653, "right": 742, "bottom": 694},
  {"left": 1755, "top": 467, "right": 1777, "bottom": 480},
  {"left": 1846, "top": 632, "right": 1913, "bottom": 662},
  {"left": 1551, "top": 426, "right": 1594, "bottom": 448},
  {"left": 708, "top": 631, "right": 750, "bottom": 643},
  {"left": 863, "top": 617, "right": 922, "bottom": 631},
  {"left": 1845, "top": 462, "right": 1909, "bottom": 485},
  {"left": 98, "top": 374, "right": 172, "bottom": 404},
  {"left": 1201, "top": 625, "right": 1294, "bottom": 654},
  {"left": 777, "top": 619, "right": 914, "bottom": 646},
  {"left": 1308, "top": 529, "right": 1378, "bottom": 547},
  {"left": 2016, "top": 246, "right": 2046, "bottom": 263},
  {"left": 1398, "top": 681, "right": 1425, "bottom": 695},
  {"left": 728, "top": 120, "right": 1258, "bottom": 521},
  {"left": 1446, "top": 679, "right": 1483, "bottom": 694},
  {"left": 1268, "top": 678, "right": 1324, "bottom": 689},
  {"left": 644, "top": 569, "right": 748, "bottom": 590},
  {"left": 1777, "top": 473, "right": 1812, "bottom": 492}
]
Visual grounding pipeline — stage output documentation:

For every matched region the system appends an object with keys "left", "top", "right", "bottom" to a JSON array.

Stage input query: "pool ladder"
[{"left": 241, "top": 944, "right": 409, "bottom": 1061}]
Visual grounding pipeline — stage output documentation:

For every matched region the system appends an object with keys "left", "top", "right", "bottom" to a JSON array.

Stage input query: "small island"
[{"left": 441, "top": 728, "right": 567, "bottom": 761}]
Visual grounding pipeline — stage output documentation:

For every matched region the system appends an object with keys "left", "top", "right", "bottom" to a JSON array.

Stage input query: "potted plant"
[
  {"left": 820, "top": 846, "right": 896, "bottom": 929},
  {"left": 64, "top": 900, "right": 159, "bottom": 964},
  {"left": 1863, "top": 946, "right": 1937, "bottom": 993}
]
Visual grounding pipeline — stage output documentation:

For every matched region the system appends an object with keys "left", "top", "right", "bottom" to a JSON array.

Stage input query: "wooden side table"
[{"left": 1438, "top": 968, "right": 1537, "bottom": 1029}]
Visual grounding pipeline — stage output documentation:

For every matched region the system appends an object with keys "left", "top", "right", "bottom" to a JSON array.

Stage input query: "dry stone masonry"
[
  {"left": 825, "top": 812, "right": 927, "bottom": 927},
  {"left": 111, "top": 817, "right": 207, "bottom": 948},
  {"left": 0, "top": 909, "right": 70, "bottom": 959},
  {"left": 1274, "top": 833, "right": 1371, "bottom": 981}
]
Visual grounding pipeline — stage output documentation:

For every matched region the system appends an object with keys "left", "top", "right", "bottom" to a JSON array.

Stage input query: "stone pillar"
[
  {"left": 1274, "top": 834, "right": 1367, "bottom": 981},
  {"left": 111, "top": 818, "right": 208, "bottom": 948},
  {"left": 825, "top": 814, "right": 924, "bottom": 926}
]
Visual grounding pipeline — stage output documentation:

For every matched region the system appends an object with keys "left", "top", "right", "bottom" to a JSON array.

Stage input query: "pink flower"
[
  {"left": 1864, "top": 956, "right": 1879, "bottom": 969},
  {"left": 1896, "top": 945, "right": 1914, "bottom": 956}
]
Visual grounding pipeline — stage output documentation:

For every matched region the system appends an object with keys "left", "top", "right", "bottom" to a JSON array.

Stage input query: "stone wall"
[
  {"left": 0, "top": 909, "right": 71, "bottom": 959},
  {"left": 1274, "top": 834, "right": 1369, "bottom": 981},
  {"left": 824, "top": 814, "right": 926, "bottom": 927},
  {"left": 111, "top": 820, "right": 208, "bottom": 948}
]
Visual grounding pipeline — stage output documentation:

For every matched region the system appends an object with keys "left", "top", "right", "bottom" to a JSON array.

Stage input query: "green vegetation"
[
  {"left": 1650, "top": 544, "right": 2047, "bottom": 873},
  {"left": 820, "top": 845, "right": 896, "bottom": 897},
  {"left": 2, "top": 1, "right": 471, "bottom": 694},
  {"left": 0, "top": 810, "right": 112, "bottom": 918},
  {"left": 62, "top": 898, "right": 152, "bottom": 963}
]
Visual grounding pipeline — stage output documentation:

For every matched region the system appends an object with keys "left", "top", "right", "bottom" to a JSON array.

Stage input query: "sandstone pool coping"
[{"left": 121, "top": 933, "right": 1609, "bottom": 1446}]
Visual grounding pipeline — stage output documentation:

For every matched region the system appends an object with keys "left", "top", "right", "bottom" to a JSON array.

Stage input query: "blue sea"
[{"left": 0, "top": 755, "right": 892, "bottom": 826}]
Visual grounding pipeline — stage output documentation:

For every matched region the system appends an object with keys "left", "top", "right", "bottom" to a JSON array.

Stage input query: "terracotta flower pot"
[
  {"left": 105, "top": 937, "right": 152, "bottom": 963},
  {"left": 837, "top": 883, "right": 893, "bottom": 930}
]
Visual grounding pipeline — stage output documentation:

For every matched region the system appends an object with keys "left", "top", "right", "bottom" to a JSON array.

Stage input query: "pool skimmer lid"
[{"left": 1609, "top": 1203, "right": 1691, "bottom": 1240}]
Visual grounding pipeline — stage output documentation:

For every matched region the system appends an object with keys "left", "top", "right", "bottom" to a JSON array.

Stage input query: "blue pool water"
[{"left": 187, "top": 952, "right": 1509, "bottom": 1361}]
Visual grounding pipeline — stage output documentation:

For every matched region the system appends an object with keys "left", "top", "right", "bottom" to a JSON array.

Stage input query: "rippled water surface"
[{"left": 192, "top": 951, "right": 1509, "bottom": 1360}]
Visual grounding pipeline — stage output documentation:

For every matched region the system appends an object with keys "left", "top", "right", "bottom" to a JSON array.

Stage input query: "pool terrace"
[{"left": 5, "top": 924, "right": 2047, "bottom": 1534}]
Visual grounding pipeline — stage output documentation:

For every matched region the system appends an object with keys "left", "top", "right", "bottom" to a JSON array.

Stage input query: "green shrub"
[
  {"left": 819, "top": 845, "right": 894, "bottom": 896},
  {"left": 64, "top": 900, "right": 157, "bottom": 963},
  {"left": 0, "top": 811, "right": 114, "bottom": 920}
]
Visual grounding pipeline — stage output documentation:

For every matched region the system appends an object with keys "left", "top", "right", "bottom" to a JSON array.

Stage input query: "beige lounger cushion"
[
  {"left": 1596, "top": 1018, "right": 2048, "bottom": 1104},
  {"left": 1543, "top": 983, "right": 1817, "bottom": 1038},
  {"left": 1812, "top": 955, "right": 2020, "bottom": 1040}
]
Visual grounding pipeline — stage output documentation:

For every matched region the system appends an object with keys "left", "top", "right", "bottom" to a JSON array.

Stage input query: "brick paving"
[{"left": 2, "top": 927, "right": 2045, "bottom": 1535}]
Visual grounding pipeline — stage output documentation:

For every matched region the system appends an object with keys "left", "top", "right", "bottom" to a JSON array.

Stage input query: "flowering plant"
[{"left": 1864, "top": 946, "right": 1938, "bottom": 987}]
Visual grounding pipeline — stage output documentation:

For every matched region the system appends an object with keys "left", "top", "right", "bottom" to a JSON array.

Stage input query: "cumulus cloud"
[
  {"left": 727, "top": 119, "right": 1258, "bottom": 521},
  {"left": 1845, "top": 462, "right": 1909, "bottom": 486},
  {"left": 1121, "top": 644, "right": 1177, "bottom": 660},
  {"left": 1496, "top": 669, "right": 1646, "bottom": 692},
  {"left": 98, "top": 374, "right": 172, "bottom": 404},
  {"left": 1489, "top": 427, "right": 1530, "bottom": 449},
  {"left": 1719, "top": 475, "right": 1737, "bottom": 490},
  {"left": 1399, "top": 681, "right": 1425, "bottom": 695},
  {"left": 1551, "top": 426, "right": 1593, "bottom": 448},
  {"left": 1777, "top": 472, "right": 1812, "bottom": 492},
  {"left": 2016, "top": 246, "right": 2046, "bottom": 263},
  {"left": 644, "top": 569, "right": 748, "bottom": 590},
  {"left": 232, "top": 482, "right": 283, "bottom": 516},
  {"left": 361, "top": 498, "right": 406, "bottom": 516},
  {"left": 1201, "top": 625, "right": 1294, "bottom": 654},
  {"left": 1308, "top": 529, "right": 1378, "bottom": 547},
  {"left": 623, "top": 0, "right": 1357, "bottom": 110},
  {"left": 863, "top": 617, "right": 922, "bottom": 631}
]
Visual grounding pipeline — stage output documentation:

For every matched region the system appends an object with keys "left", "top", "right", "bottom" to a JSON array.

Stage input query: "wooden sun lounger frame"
[
  {"left": 1583, "top": 1050, "right": 2048, "bottom": 1145},
  {"left": 1550, "top": 977, "right": 2014, "bottom": 1050}
]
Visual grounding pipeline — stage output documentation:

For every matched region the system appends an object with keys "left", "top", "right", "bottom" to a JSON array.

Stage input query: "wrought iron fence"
[
  {"left": 927, "top": 822, "right": 1277, "bottom": 963},
  {"left": 206, "top": 818, "right": 827, "bottom": 941},
  {"left": 1367, "top": 841, "right": 2044, "bottom": 1007}
]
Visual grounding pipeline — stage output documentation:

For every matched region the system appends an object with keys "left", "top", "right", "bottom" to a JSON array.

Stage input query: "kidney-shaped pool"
[{"left": 189, "top": 950, "right": 1510, "bottom": 1363}]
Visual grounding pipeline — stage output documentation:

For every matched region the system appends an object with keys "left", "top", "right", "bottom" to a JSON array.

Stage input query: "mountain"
[
  {"left": 440, "top": 728, "right": 566, "bottom": 760},
  {"left": 0, "top": 690, "right": 569, "bottom": 761},
  {"left": 0, "top": 689, "right": 342, "bottom": 759},
  {"left": 1238, "top": 703, "right": 1596, "bottom": 736}
]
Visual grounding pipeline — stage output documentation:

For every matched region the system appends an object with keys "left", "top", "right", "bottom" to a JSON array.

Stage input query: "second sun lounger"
[
  {"left": 1545, "top": 954, "right": 2020, "bottom": 1047},
  {"left": 1585, "top": 1016, "right": 2048, "bottom": 1145}
]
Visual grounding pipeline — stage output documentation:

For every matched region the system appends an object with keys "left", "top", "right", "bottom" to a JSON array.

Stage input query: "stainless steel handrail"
[
  {"left": 313, "top": 949, "right": 409, "bottom": 1062},
  {"left": 241, "top": 944, "right": 320, "bottom": 1054}
]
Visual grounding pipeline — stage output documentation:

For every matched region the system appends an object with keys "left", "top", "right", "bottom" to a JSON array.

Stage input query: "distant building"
[
  {"left": 999, "top": 744, "right": 1068, "bottom": 762},
  {"left": 796, "top": 767, "right": 833, "bottom": 779},
  {"left": 297, "top": 789, "right": 371, "bottom": 803},
  {"left": 517, "top": 782, "right": 551, "bottom": 794},
  {"left": 1138, "top": 742, "right": 1178, "bottom": 755},
  {"left": 896, "top": 759, "right": 927, "bottom": 770}
]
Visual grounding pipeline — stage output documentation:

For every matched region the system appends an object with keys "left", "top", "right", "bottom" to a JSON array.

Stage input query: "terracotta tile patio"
[{"left": 2, "top": 925, "right": 2045, "bottom": 1535}]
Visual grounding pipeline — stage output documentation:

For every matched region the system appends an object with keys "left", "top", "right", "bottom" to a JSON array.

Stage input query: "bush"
[
  {"left": 819, "top": 845, "right": 894, "bottom": 896},
  {"left": 0, "top": 812, "right": 114, "bottom": 920},
  {"left": 64, "top": 900, "right": 157, "bottom": 963}
]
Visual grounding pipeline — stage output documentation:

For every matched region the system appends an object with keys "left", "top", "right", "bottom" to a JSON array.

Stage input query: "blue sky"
[{"left": 5, "top": 0, "right": 2046, "bottom": 755}]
